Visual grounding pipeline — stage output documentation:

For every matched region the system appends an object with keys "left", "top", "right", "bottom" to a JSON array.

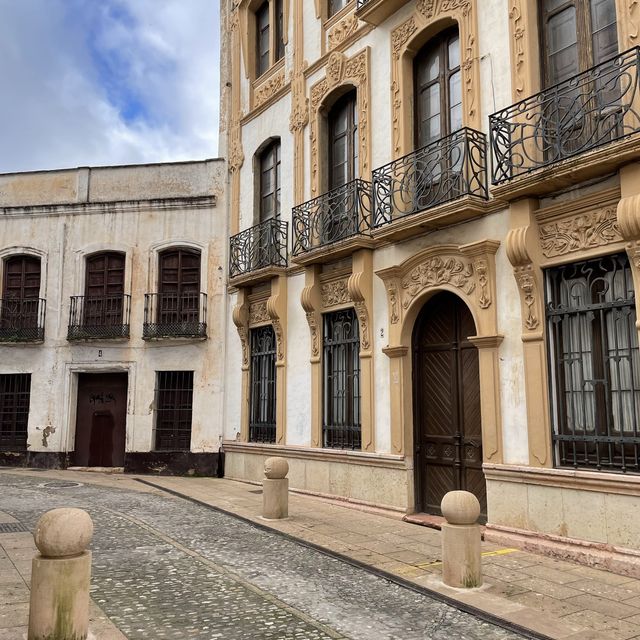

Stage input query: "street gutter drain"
[
  {"left": 0, "top": 522, "right": 28, "bottom": 533},
  {"left": 41, "top": 481, "right": 83, "bottom": 489}
]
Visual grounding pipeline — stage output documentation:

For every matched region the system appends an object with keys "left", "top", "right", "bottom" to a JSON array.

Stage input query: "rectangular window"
[
  {"left": 275, "top": 0, "right": 285, "bottom": 62},
  {"left": 249, "top": 326, "right": 277, "bottom": 443},
  {"left": 546, "top": 253, "right": 640, "bottom": 472},
  {"left": 329, "top": 0, "right": 348, "bottom": 18},
  {"left": 154, "top": 371, "right": 194, "bottom": 451},
  {"left": 323, "top": 308, "right": 361, "bottom": 449},
  {"left": 256, "top": 1, "right": 270, "bottom": 77},
  {"left": 0, "top": 374, "right": 31, "bottom": 451}
]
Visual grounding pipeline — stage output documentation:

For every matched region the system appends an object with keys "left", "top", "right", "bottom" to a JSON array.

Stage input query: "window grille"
[
  {"left": 0, "top": 374, "right": 31, "bottom": 451},
  {"left": 323, "top": 308, "right": 361, "bottom": 449},
  {"left": 546, "top": 253, "right": 640, "bottom": 472},
  {"left": 249, "top": 325, "right": 277, "bottom": 443},
  {"left": 154, "top": 371, "right": 194, "bottom": 451}
]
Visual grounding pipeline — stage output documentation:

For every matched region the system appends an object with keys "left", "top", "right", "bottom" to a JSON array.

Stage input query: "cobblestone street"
[{"left": 0, "top": 474, "right": 528, "bottom": 639}]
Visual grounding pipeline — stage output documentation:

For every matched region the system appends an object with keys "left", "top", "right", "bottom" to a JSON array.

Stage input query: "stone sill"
[
  {"left": 222, "top": 440, "right": 406, "bottom": 470},
  {"left": 484, "top": 462, "right": 640, "bottom": 497},
  {"left": 355, "top": 0, "right": 410, "bottom": 25},
  {"left": 228, "top": 265, "right": 287, "bottom": 288}
]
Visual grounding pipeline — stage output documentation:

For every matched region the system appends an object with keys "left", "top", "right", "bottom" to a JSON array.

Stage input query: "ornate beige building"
[{"left": 221, "top": 0, "right": 640, "bottom": 563}]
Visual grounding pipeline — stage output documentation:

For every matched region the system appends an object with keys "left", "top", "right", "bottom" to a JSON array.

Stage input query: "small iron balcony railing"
[
  {"left": 372, "top": 128, "right": 488, "bottom": 227},
  {"left": 229, "top": 219, "right": 288, "bottom": 278},
  {"left": 490, "top": 46, "right": 640, "bottom": 184},
  {"left": 0, "top": 298, "right": 45, "bottom": 342},
  {"left": 67, "top": 294, "right": 131, "bottom": 340},
  {"left": 143, "top": 292, "right": 207, "bottom": 339},
  {"left": 292, "top": 178, "right": 372, "bottom": 256}
]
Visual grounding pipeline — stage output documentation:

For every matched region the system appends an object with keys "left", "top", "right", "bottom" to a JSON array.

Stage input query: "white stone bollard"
[
  {"left": 28, "top": 508, "right": 94, "bottom": 640},
  {"left": 440, "top": 491, "right": 483, "bottom": 589},
  {"left": 262, "top": 457, "right": 289, "bottom": 520}
]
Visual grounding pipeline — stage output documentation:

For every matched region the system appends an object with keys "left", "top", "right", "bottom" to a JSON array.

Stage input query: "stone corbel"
[
  {"left": 617, "top": 193, "right": 640, "bottom": 328},
  {"left": 347, "top": 251, "right": 373, "bottom": 355},
  {"left": 267, "top": 276, "right": 288, "bottom": 364}
]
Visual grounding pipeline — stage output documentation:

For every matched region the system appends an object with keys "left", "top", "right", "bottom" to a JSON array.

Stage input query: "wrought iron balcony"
[
  {"left": 292, "top": 179, "right": 372, "bottom": 256},
  {"left": 490, "top": 46, "right": 640, "bottom": 185},
  {"left": 229, "top": 219, "right": 288, "bottom": 279},
  {"left": 143, "top": 292, "right": 207, "bottom": 340},
  {"left": 67, "top": 295, "right": 131, "bottom": 340},
  {"left": 372, "top": 128, "right": 488, "bottom": 227},
  {"left": 0, "top": 298, "right": 45, "bottom": 342}
]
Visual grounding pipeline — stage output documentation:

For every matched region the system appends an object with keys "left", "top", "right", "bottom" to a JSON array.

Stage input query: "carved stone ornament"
[
  {"left": 509, "top": 0, "right": 526, "bottom": 98},
  {"left": 388, "top": 282, "right": 399, "bottom": 324},
  {"left": 328, "top": 13, "right": 358, "bottom": 50},
  {"left": 228, "top": 123, "right": 244, "bottom": 173},
  {"left": 401, "top": 257, "right": 475, "bottom": 308},
  {"left": 514, "top": 266, "right": 539, "bottom": 331},
  {"left": 306, "top": 312, "right": 320, "bottom": 358},
  {"left": 326, "top": 51, "right": 346, "bottom": 89},
  {"left": 539, "top": 207, "right": 621, "bottom": 258},
  {"left": 473, "top": 259, "right": 491, "bottom": 309},
  {"left": 354, "top": 301, "right": 371, "bottom": 351},
  {"left": 272, "top": 319, "right": 285, "bottom": 362},
  {"left": 289, "top": 72, "right": 309, "bottom": 133},
  {"left": 249, "top": 301, "right": 269, "bottom": 325},
  {"left": 237, "top": 325, "right": 249, "bottom": 367},
  {"left": 254, "top": 69, "right": 285, "bottom": 109},
  {"left": 321, "top": 278, "right": 351, "bottom": 307},
  {"left": 392, "top": 17, "right": 417, "bottom": 60}
]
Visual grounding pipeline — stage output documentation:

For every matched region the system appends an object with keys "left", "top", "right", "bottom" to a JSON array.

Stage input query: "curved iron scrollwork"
[
  {"left": 491, "top": 46, "right": 640, "bottom": 184},
  {"left": 229, "top": 219, "right": 288, "bottom": 278},
  {"left": 292, "top": 179, "right": 372, "bottom": 256},
  {"left": 372, "top": 128, "right": 488, "bottom": 227}
]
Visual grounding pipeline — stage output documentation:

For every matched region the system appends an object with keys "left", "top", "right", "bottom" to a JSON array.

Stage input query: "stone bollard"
[
  {"left": 28, "top": 508, "right": 94, "bottom": 640},
  {"left": 262, "top": 457, "right": 289, "bottom": 520},
  {"left": 440, "top": 491, "right": 482, "bottom": 589}
]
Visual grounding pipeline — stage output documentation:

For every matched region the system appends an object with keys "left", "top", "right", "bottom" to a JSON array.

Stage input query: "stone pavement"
[
  {"left": 1, "top": 469, "right": 640, "bottom": 639},
  {"left": 0, "top": 471, "right": 528, "bottom": 640}
]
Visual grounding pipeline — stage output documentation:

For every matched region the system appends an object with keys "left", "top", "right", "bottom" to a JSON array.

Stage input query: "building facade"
[
  {"left": 0, "top": 160, "right": 227, "bottom": 474},
  {"left": 221, "top": 0, "right": 640, "bottom": 559}
]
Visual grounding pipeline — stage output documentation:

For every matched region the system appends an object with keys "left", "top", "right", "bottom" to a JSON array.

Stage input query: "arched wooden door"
[{"left": 412, "top": 291, "right": 486, "bottom": 520}]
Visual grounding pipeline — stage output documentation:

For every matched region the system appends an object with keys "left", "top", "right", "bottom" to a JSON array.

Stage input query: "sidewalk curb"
[{"left": 136, "top": 478, "right": 553, "bottom": 640}]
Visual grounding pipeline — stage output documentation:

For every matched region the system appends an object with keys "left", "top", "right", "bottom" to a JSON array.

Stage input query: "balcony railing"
[
  {"left": 0, "top": 298, "right": 45, "bottom": 342},
  {"left": 229, "top": 219, "right": 288, "bottom": 279},
  {"left": 67, "top": 294, "right": 131, "bottom": 340},
  {"left": 292, "top": 179, "right": 372, "bottom": 256},
  {"left": 143, "top": 292, "right": 207, "bottom": 339},
  {"left": 372, "top": 128, "right": 488, "bottom": 227},
  {"left": 490, "top": 46, "right": 640, "bottom": 184}
]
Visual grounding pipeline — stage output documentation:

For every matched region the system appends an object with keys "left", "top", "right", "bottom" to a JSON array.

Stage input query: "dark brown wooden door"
[
  {"left": 84, "top": 252, "right": 125, "bottom": 327},
  {"left": 413, "top": 292, "right": 486, "bottom": 520},
  {"left": 158, "top": 249, "right": 201, "bottom": 324},
  {"left": 74, "top": 373, "right": 127, "bottom": 467}
]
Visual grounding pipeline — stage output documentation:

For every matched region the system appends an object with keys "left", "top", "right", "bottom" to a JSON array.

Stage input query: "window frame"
[
  {"left": 154, "top": 371, "right": 195, "bottom": 451},
  {"left": 249, "top": 325, "right": 277, "bottom": 444},
  {"left": 253, "top": 0, "right": 285, "bottom": 79},
  {"left": 259, "top": 140, "right": 281, "bottom": 222},
  {"left": 328, "top": 90, "right": 359, "bottom": 191}
]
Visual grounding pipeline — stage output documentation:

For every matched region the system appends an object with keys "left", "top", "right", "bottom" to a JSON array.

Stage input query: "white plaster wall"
[
  {"left": 224, "top": 290, "right": 243, "bottom": 441},
  {"left": 0, "top": 161, "right": 227, "bottom": 456},
  {"left": 285, "top": 272, "right": 311, "bottom": 445}
]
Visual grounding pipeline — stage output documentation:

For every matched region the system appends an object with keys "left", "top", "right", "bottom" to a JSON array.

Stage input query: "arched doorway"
[{"left": 412, "top": 291, "right": 486, "bottom": 520}]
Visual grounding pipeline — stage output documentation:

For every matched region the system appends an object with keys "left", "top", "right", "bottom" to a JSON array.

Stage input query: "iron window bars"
[
  {"left": 249, "top": 325, "right": 277, "bottom": 444},
  {"left": 546, "top": 253, "right": 640, "bottom": 473},
  {"left": 143, "top": 292, "right": 207, "bottom": 339},
  {"left": 323, "top": 308, "right": 361, "bottom": 449},
  {"left": 0, "top": 298, "right": 45, "bottom": 342},
  {"left": 292, "top": 178, "right": 372, "bottom": 256},
  {"left": 0, "top": 374, "right": 31, "bottom": 451},
  {"left": 490, "top": 46, "right": 640, "bottom": 184},
  {"left": 372, "top": 128, "right": 488, "bottom": 227},
  {"left": 67, "top": 295, "right": 131, "bottom": 341},
  {"left": 229, "top": 219, "right": 288, "bottom": 278},
  {"left": 154, "top": 371, "right": 194, "bottom": 451}
]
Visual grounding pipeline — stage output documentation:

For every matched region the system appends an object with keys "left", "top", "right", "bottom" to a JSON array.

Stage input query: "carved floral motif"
[
  {"left": 514, "top": 267, "right": 538, "bottom": 331},
  {"left": 401, "top": 257, "right": 475, "bottom": 308},
  {"left": 254, "top": 69, "right": 285, "bottom": 109},
  {"left": 392, "top": 17, "right": 417, "bottom": 60},
  {"left": 509, "top": 0, "right": 526, "bottom": 98},
  {"left": 328, "top": 14, "right": 358, "bottom": 50},
  {"left": 321, "top": 278, "right": 351, "bottom": 307},
  {"left": 473, "top": 259, "right": 491, "bottom": 309},
  {"left": 539, "top": 208, "right": 621, "bottom": 258},
  {"left": 289, "top": 72, "right": 309, "bottom": 133},
  {"left": 306, "top": 312, "right": 320, "bottom": 358},
  {"left": 354, "top": 301, "right": 371, "bottom": 351},
  {"left": 249, "top": 301, "right": 269, "bottom": 325},
  {"left": 272, "top": 319, "right": 285, "bottom": 362},
  {"left": 388, "top": 282, "right": 399, "bottom": 324}
]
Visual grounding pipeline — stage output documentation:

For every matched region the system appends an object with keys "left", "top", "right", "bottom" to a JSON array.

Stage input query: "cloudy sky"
[{"left": 0, "top": 0, "right": 219, "bottom": 174}]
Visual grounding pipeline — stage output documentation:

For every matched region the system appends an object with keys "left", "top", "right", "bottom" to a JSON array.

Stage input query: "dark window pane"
[
  {"left": 329, "top": 91, "right": 358, "bottom": 190},
  {"left": 154, "top": 371, "right": 194, "bottom": 451},
  {"left": 256, "top": 1, "right": 270, "bottom": 76},
  {"left": 0, "top": 374, "right": 30, "bottom": 451},
  {"left": 249, "top": 326, "right": 277, "bottom": 443}
]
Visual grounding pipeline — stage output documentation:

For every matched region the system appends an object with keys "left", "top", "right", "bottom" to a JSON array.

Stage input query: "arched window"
[
  {"left": 328, "top": 90, "right": 358, "bottom": 191},
  {"left": 414, "top": 27, "right": 461, "bottom": 149},
  {"left": 259, "top": 140, "right": 281, "bottom": 222},
  {"left": 540, "top": 0, "right": 617, "bottom": 88},
  {"left": 1, "top": 255, "right": 42, "bottom": 339}
]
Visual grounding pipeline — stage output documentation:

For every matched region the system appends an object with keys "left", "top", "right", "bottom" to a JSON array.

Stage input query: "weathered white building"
[
  {"left": 220, "top": 0, "right": 640, "bottom": 563},
  {"left": 0, "top": 160, "right": 227, "bottom": 474}
]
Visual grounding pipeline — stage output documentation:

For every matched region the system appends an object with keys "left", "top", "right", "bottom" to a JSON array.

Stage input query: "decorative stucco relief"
[
  {"left": 289, "top": 70, "right": 309, "bottom": 133},
  {"left": 232, "top": 300, "right": 249, "bottom": 368},
  {"left": 539, "top": 208, "right": 621, "bottom": 258},
  {"left": 310, "top": 48, "right": 370, "bottom": 195},
  {"left": 328, "top": 13, "right": 359, "bottom": 49},
  {"left": 321, "top": 277, "right": 350, "bottom": 307},
  {"left": 249, "top": 300, "right": 270, "bottom": 326},
  {"left": 391, "top": 1, "right": 479, "bottom": 158},
  {"left": 254, "top": 68, "right": 285, "bottom": 109}
]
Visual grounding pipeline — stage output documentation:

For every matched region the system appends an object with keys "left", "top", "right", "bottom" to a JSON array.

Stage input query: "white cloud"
[{"left": 0, "top": 0, "right": 219, "bottom": 173}]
